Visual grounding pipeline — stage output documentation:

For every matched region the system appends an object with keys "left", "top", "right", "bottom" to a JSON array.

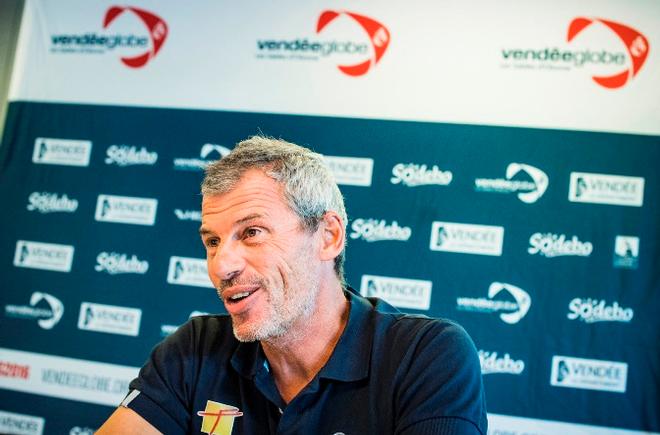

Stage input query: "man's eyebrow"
[
  {"left": 198, "top": 213, "right": 265, "bottom": 236},
  {"left": 235, "top": 213, "right": 264, "bottom": 225}
]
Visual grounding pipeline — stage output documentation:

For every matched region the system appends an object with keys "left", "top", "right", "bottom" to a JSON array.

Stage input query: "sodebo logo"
[
  {"left": 350, "top": 218, "right": 411, "bottom": 242},
  {"left": 27, "top": 191, "right": 79, "bottom": 214},
  {"left": 50, "top": 6, "right": 167, "bottom": 68},
  {"left": 475, "top": 163, "right": 548, "bottom": 204},
  {"left": 95, "top": 252, "right": 149, "bottom": 275},
  {"left": 528, "top": 232, "right": 593, "bottom": 258},
  {"left": 256, "top": 10, "right": 390, "bottom": 77},
  {"left": 479, "top": 350, "right": 525, "bottom": 375},
  {"left": 105, "top": 145, "right": 158, "bottom": 166},
  {"left": 390, "top": 163, "right": 453, "bottom": 187},
  {"left": 567, "top": 17, "right": 649, "bottom": 89},
  {"left": 567, "top": 298, "right": 633, "bottom": 323},
  {"left": 456, "top": 282, "right": 531, "bottom": 324}
]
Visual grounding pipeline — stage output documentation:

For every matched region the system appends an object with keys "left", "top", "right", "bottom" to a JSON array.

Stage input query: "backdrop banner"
[{"left": 1, "top": 1, "right": 658, "bottom": 434}]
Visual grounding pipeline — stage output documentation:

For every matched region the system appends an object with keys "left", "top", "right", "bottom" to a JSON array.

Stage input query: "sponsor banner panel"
[
  {"left": 167, "top": 256, "right": 214, "bottom": 288},
  {"left": 94, "top": 194, "right": 158, "bottom": 226},
  {"left": 456, "top": 282, "right": 532, "bottom": 325},
  {"left": 0, "top": 102, "right": 657, "bottom": 431},
  {"left": 77, "top": 302, "right": 142, "bottom": 337},
  {"left": 0, "top": 410, "right": 45, "bottom": 435},
  {"left": 430, "top": 222, "right": 504, "bottom": 257},
  {"left": 4, "top": 292, "right": 65, "bottom": 330},
  {"left": 550, "top": 355, "right": 628, "bottom": 393},
  {"left": 323, "top": 156, "right": 374, "bottom": 187},
  {"left": 8, "top": 1, "right": 660, "bottom": 135},
  {"left": 568, "top": 172, "right": 644, "bottom": 207},
  {"left": 32, "top": 138, "right": 92, "bottom": 167},
  {"left": 0, "top": 347, "right": 139, "bottom": 407},
  {"left": 13, "top": 240, "right": 74, "bottom": 273},
  {"left": 488, "top": 413, "right": 660, "bottom": 435},
  {"left": 360, "top": 274, "right": 432, "bottom": 310}
]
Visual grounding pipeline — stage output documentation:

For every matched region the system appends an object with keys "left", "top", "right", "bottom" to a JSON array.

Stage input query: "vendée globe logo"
[
  {"left": 50, "top": 6, "right": 168, "bottom": 68},
  {"left": 501, "top": 17, "right": 649, "bottom": 89},
  {"left": 567, "top": 17, "right": 649, "bottom": 89},
  {"left": 474, "top": 163, "right": 548, "bottom": 204},
  {"left": 256, "top": 10, "right": 390, "bottom": 77}
]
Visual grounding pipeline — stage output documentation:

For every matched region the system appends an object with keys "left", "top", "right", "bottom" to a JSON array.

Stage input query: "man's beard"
[{"left": 217, "top": 272, "right": 318, "bottom": 343}]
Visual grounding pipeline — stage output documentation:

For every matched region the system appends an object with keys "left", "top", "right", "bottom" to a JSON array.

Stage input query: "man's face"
[{"left": 200, "top": 169, "right": 322, "bottom": 342}]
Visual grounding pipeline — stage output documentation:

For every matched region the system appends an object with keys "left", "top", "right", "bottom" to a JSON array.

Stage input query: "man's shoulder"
[
  {"left": 359, "top": 294, "right": 478, "bottom": 370},
  {"left": 375, "top": 311, "right": 473, "bottom": 353},
  {"left": 363, "top": 294, "right": 471, "bottom": 348}
]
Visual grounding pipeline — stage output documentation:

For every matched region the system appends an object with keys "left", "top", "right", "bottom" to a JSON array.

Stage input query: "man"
[{"left": 97, "top": 136, "right": 487, "bottom": 434}]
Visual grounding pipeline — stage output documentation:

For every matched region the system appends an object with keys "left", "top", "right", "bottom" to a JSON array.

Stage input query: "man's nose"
[{"left": 210, "top": 241, "right": 245, "bottom": 281}]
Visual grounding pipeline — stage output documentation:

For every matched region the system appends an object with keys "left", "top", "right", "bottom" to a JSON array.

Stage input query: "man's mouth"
[
  {"left": 222, "top": 285, "right": 260, "bottom": 306},
  {"left": 226, "top": 290, "right": 256, "bottom": 303}
]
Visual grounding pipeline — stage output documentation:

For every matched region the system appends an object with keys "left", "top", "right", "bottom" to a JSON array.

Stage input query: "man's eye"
[
  {"left": 244, "top": 228, "right": 261, "bottom": 239},
  {"left": 205, "top": 238, "right": 219, "bottom": 248}
]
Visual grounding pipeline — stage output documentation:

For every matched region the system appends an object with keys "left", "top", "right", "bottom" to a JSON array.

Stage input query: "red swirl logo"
[
  {"left": 103, "top": 6, "right": 168, "bottom": 68},
  {"left": 316, "top": 10, "right": 390, "bottom": 76},
  {"left": 567, "top": 17, "right": 649, "bottom": 89}
]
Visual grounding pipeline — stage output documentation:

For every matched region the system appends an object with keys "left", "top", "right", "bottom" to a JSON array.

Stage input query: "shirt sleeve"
[
  {"left": 393, "top": 319, "right": 488, "bottom": 435},
  {"left": 122, "top": 319, "right": 198, "bottom": 435}
]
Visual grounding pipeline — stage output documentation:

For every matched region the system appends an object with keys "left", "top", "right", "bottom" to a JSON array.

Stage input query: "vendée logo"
[
  {"left": 50, "top": 6, "right": 167, "bottom": 68},
  {"left": 316, "top": 10, "right": 390, "bottom": 76},
  {"left": 103, "top": 6, "right": 168, "bottom": 68},
  {"left": 567, "top": 17, "right": 649, "bottom": 89}
]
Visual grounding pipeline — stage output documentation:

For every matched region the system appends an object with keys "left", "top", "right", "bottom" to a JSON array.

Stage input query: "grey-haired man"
[{"left": 98, "top": 136, "right": 487, "bottom": 434}]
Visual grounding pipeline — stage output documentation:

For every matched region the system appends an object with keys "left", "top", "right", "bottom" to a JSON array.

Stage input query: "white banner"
[
  {"left": 9, "top": 0, "right": 660, "bottom": 135},
  {"left": 0, "top": 347, "right": 140, "bottom": 407}
]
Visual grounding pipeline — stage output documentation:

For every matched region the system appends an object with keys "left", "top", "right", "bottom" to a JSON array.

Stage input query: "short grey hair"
[{"left": 201, "top": 135, "right": 347, "bottom": 281}]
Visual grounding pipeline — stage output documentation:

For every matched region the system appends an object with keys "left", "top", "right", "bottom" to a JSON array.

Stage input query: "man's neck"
[{"left": 261, "top": 283, "right": 349, "bottom": 404}]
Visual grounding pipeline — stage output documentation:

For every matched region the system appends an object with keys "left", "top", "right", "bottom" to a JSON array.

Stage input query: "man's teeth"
[{"left": 230, "top": 291, "right": 251, "bottom": 301}]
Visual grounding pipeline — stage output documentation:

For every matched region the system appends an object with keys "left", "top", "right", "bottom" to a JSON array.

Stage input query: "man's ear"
[{"left": 318, "top": 211, "right": 345, "bottom": 262}]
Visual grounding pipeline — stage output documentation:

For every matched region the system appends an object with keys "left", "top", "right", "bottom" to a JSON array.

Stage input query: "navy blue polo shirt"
[{"left": 123, "top": 289, "right": 487, "bottom": 434}]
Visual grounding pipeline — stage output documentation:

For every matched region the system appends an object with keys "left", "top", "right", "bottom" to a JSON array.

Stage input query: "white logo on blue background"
[
  {"left": 173, "top": 144, "right": 231, "bottom": 171},
  {"left": 456, "top": 282, "right": 531, "bottom": 324},
  {"left": 613, "top": 235, "right": 639, "bottom": 269},
  {"left": 475, "top": 163, "right": 548, "bottom": 203},
  {"left": 105, "top": 145, "right": 158, "bottom": 166}
]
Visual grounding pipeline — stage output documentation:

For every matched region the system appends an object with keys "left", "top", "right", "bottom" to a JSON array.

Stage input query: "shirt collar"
[
  {"left": 230, "top": 288, "right": 375, "bottom": 383},
  {"left": 317, "top": 288, "right": 373, "bottom": 382}
]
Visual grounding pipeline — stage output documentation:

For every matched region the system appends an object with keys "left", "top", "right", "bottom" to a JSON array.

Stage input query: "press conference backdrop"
[{"left": 0, "top": 1, "right": 658, "bottom": 434}]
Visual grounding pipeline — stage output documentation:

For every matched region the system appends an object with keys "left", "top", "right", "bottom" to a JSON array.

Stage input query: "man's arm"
[
  {"left": 96, "top": 406, "right": 162, "bottom": 435},
  {"left": 95, "top": 318, "right": 201, "bottom": 434}
]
